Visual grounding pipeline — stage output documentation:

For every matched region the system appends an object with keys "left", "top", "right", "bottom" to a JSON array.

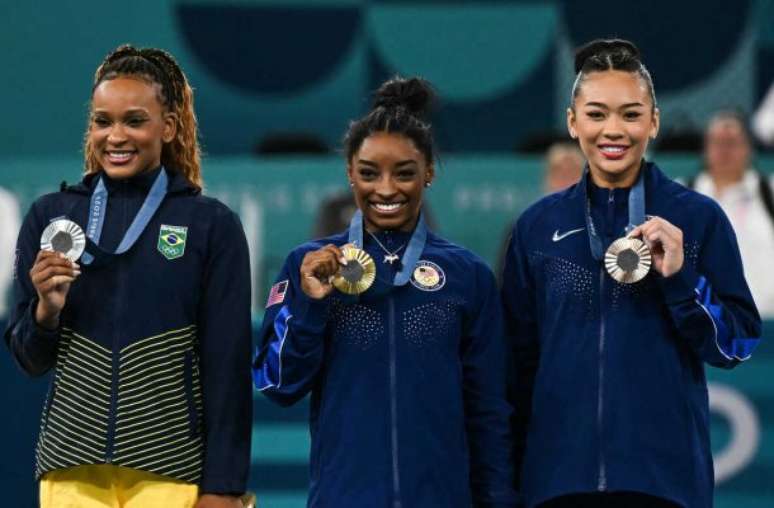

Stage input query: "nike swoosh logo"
[{"left": 552, "top": 227, "right": 585, "bottom": 242}]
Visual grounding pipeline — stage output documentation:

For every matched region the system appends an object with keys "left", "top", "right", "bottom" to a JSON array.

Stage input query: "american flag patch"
[{"left": 266, "top": 280, "right": 289, "bottom": 308}]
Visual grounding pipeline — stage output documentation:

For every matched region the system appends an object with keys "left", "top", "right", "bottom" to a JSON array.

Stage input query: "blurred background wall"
[{"left": 1, "top": 1, "right": 774, "bottom": 507}]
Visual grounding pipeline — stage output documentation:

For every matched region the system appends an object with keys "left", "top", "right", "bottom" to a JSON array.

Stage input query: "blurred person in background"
[
  {"left": 688, "top": 110, "right": 774, "bottom": 318},
  {"left": 502, "top": 39, "right": 760, "bottom": 508},
  {"left": 254, "top": 77, "right": 518, "bottom": 508},
  {"left": 0, "top": 186, "right": 21, "bottom": 320},
  {"left": 543, "top": 141, "right": 585, "bottom": 193}
]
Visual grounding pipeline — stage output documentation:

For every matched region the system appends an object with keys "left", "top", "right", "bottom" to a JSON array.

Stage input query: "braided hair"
[
  {"left": 84, "top": 44, "right": 202, "bottom": 189},
  {"left": 344, "top": 76, "right": 436, "bottom": 165},
  {"left": 570, "top": 38, "right": 657, "bottom": 111}
]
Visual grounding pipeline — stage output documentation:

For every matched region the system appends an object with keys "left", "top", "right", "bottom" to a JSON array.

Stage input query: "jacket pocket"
[{"left": 183, "top": 349, "right": 201, "bottom": 437}]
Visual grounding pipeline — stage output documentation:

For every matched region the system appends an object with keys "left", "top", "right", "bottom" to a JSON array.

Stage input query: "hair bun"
[
  {"left": 574, "top": 38, "right": 641, "bottom": 74},
  {"left": 373, "top": 76, "right": 434, "bottom": 118}
]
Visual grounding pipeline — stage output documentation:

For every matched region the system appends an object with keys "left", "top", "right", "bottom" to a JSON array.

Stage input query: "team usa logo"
[
  {"left": 410, "top": 260, "right": 446, "bottom": 292},
  {"left": 158, "top": 224, "right": 188, "bottom": 260}
]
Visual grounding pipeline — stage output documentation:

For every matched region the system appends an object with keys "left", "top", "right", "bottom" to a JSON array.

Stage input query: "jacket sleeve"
[
  {"left": 197, "top": 208, "right": 253, "bottom": 494},
  {"left": 464, "top": 260, "right": 520, "bottom": 508},
  {"left": 499, "top": 220, "right": 539, "bottom": 491},
  {"left": 658, "top": 202, "right": 761, "bottom": 369},
  {"left": 4, "top": 200, "right": 61, "bottom": 377},
  {"left": 252, "top": 251, "right": 330, "bottom": 407}
]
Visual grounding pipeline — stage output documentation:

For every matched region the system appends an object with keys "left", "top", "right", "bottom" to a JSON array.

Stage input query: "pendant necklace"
[{"left": 367, "top": 231, "right": 406, "bottom": 265}]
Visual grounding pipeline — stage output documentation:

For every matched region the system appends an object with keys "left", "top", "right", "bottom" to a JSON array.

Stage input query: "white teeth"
[
  {"left": 601, "top": 146, "right": 625, "bottom": 153},
  {"left": 372, "top": 203, "right": 403, "bottom": 212},
  {"left": 106, "top": 151, "right": 134, "bottom": 162}
]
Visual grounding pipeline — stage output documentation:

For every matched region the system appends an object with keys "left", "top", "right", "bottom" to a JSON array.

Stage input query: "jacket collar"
[
  {"left": 64, "top": 167, "right": 199, "bottom": 196},
  {"left": 569, "top": 160, "right": 667, "bottom": 204}
]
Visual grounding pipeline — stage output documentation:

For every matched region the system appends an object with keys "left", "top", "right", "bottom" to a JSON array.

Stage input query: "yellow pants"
[{"left": 39, "top": 464, "right": 199, "bottom": 508}]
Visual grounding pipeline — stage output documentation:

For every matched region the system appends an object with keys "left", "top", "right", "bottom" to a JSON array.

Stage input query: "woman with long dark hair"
[{"left": 501, "top": 39, "right": 761, "bottom": 508}]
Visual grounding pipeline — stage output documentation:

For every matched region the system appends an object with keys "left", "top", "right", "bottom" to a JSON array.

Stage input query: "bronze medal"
[{"left": 604, "top": 237, "right": 651, "bottom": 284}]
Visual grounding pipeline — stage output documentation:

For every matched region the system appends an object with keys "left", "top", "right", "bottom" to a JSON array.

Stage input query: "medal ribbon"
[
  {"left": 348, "top": 209, "right": 427, "bottom": 286},
  {"left": 81, "top": 168, "right": 168, "bottom": 265},
  {"left": 583, "top": 163, "right": 646, "bottom": 261}
]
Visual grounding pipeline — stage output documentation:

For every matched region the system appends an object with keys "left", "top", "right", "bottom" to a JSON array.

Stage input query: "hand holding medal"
[
  {"left": 31, "top": 221, "right": 85, "bottom": 329},
  {"left": 604, "top": 233, "right": 651, "bottom": 284},
  {"left": 300, "top": 243, "right": 376, "bottom": 299},
  {"left": 332, "top": 245, "right": 376, "bottom": 295},
  {"left": 628, "top": 216, "right": 684, "bottom": 278}
]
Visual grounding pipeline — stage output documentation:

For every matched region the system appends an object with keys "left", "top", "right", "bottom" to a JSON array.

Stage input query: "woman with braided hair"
[
  {"left": 253, "top": 76, "right": 518, "bottom": 508},
  {"left": 4, "top": 45, "right": 252, "bottom": 507}
]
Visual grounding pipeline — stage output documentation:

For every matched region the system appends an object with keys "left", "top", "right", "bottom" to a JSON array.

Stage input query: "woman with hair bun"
[
  {"left": 501, "top": 39, "right": 761, "bottom": 508},
  {"left": 5, "top": 45, "right": 252, "bottom": 507},
  {"left": 254, "top": 77, "right": 518, "bottom": 508}
]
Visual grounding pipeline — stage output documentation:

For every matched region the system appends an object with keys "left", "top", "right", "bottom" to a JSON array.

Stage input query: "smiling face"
[
  {"left": 347, "top": 131, "right": 434, "bottom": 232},
  {"left": 89, "top": 77, "right": 176, "bottom": 180},
  {"left": 567, "top": 70, "right": 659, "bottom": 188}
]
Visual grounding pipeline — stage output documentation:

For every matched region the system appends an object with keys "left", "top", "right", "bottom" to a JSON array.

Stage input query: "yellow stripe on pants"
[{"left": 39, "top": 464, "right": 199, "bottom": 508}]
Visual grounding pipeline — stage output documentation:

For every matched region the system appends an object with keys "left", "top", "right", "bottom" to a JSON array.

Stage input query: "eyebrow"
[
  {"left": 584, "top": 101, "right": 645, "bottom": 109},
  {"left": 92, "top": 108, "right": 150, "bottom": 115},
  {"left": 356, "top": 159, "right": 418, "bottom": 167}
]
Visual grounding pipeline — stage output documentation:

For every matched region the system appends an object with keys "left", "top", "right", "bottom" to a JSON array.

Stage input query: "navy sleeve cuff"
[
  {"left": 7, "top": 299, "right": 61, "bottom": 376},
  {"left": 657, "top": 265, "right": 700, "bottom": 305},
  {"left": 28, "top": 299, "right": 61, "bottom": 337}
]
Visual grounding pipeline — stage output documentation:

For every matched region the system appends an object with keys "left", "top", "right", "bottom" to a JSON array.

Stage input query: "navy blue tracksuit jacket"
[
  {"left": 254, "top": 229, "right": 518, "bottom": 508},
  {"left": 502, "top": 163, "right": 761, "bottom": 508},
  {"left": 4, "top": 167, "right": 252, "bottom": 494}
]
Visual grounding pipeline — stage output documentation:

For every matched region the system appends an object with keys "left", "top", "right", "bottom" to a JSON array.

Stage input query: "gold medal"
[
  {"left": 332, "top": 246, "right": 376, "bottom": 295},
  {"left": 604, "top": 237, "right": 651, "bottom": 284},
  {"left": 40, "top": 219, "right": 86, "bottom": 262}
]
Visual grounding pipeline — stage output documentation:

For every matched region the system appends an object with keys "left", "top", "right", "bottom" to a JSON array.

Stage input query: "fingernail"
[
  {"left": 339, "top": 257, "right": 347, "bottom": 265},
  {"left": 72, "top": 262, "right": 80, "bottom": 269},
  {"left": 73, "top": 270, "right": 81, "bottom": 277}
]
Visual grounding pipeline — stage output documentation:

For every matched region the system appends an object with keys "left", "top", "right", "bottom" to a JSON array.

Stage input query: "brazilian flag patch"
[{"left": 158, "top": 224, "right": 188, "bottom": 260}]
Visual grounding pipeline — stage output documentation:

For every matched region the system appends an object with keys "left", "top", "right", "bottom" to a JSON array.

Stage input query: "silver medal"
[
  {"left": 604, "top": 237, "right": 651, "bottom": 284},
  {"left": 40, "top": 219, "right": 86, "bottom": 262}
]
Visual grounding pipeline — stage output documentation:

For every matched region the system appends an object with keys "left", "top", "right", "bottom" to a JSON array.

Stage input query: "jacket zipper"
[
  {"left": 597, "top": 268, "right": 607, "bottom": 491},
  {"left": 597, "top": 189, "right": 614, "bottom": 491},
  {"left": 388, "top": 297, "right": 402, "bottom": 508},
  {"left": 106, "top": 182, "right": 128, "bottom": 462}
]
